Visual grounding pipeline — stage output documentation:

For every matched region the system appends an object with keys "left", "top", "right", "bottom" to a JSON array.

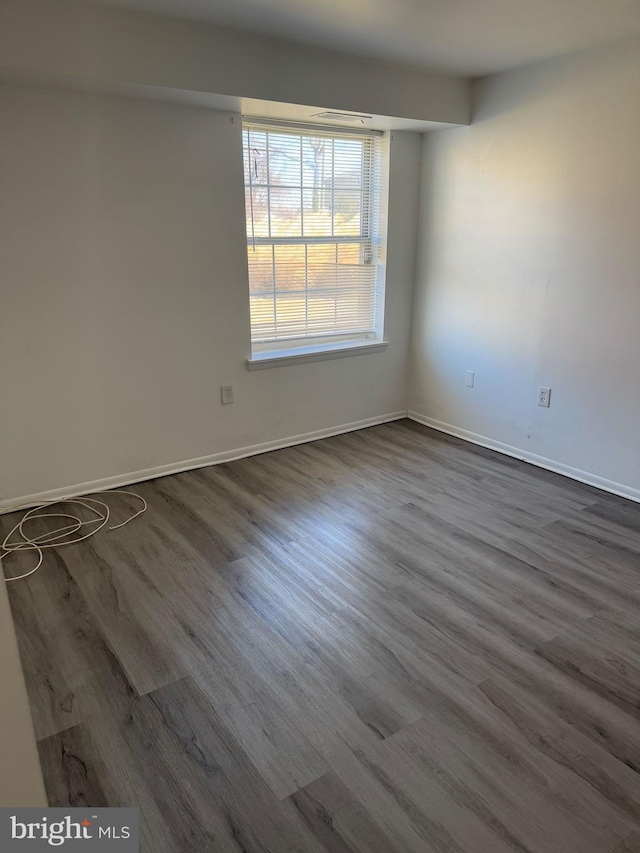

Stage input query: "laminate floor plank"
[
  {"left": 535, "top": 634, "right": 640, "bottom": 718},
  {"left": 383, "top": 689, "right": 634, "bottom": 852},
  {"left": 333, "top": 732, "right": 528, "bottom": 853},
  {"left": 477, "top": 676, "right": 640, "bottom": 822},
  {"left": 38, "top": 724, "right": 111, "bottom": 809},
  {"left": 615, "top": 834, "right": 640, "bottom": 852},
  {"left": 287, "top": 771, "right": 404, "bottom": 853},
  {"left": 6, "top": 420, "right": 640, "bottom": 852},
  {"left": 171, "top": 591, "right": 404, "bottom": 787},
  {"left": 58, "top": 539, "right": 188, "bottom": 696}
]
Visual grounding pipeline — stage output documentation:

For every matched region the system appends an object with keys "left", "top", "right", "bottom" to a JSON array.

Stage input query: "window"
[{"left": 242, "top": 120, "right": 386, "bottom": 364}]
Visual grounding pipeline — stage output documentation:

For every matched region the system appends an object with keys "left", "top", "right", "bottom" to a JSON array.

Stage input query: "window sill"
[{"left": 246, "top": 339, "right": 389, "bottom": 370}]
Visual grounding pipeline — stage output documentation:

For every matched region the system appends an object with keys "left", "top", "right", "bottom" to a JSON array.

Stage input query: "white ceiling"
[{"left": 79, "top": 0, "right": 640, "bottom": 76}]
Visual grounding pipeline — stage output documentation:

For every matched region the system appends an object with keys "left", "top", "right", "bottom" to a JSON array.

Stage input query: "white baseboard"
[
  {"left": 0, "top": 411, "right": 407, "bottom": 514},
  {"left": 6, "top": 409, "right": 637, "bottom": 513},
  {"left": 408, "top": 411, "right": 640, "bottom": 504}
]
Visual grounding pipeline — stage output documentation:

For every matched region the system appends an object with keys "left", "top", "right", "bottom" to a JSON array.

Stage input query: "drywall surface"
[
  {"left": 409, "top": 39, "right": 640, "bottom": 497},
  {"left": 0, "top": 87, "right": 420, "bottom": 502},
  {"left": 0, "top": 0, "right": 469, "bottom": 126}
]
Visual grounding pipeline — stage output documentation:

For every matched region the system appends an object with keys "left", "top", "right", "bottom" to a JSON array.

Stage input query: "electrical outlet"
[
  {"left": 538, "top": 386, "right": 551, "bottom": 408},
  {"left": 465, "top": 371, "right": 475, "bottom": 388},
  {"left": 220, "top": 385, "right": 234, "bottom": 405}
]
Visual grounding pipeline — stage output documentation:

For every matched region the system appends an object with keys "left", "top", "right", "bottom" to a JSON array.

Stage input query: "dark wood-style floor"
[{"left": 4, "top": 420, "right": 640, "bottom": 852}]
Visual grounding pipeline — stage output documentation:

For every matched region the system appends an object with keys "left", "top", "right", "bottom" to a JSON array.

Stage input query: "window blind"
[{"left": 242, "top": 121, "right": 382, "bottom": 346}]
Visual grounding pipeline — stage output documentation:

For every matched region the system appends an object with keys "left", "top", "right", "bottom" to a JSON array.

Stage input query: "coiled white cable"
[{"left": 0, "top": 490, "right": 147, "bottom": 583}]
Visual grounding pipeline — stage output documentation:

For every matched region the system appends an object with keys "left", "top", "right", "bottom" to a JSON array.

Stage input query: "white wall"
[
  {"left": 409, "top": 39, "right": 640, "bottom": 499},
  {"left": 0, "top": 86, "right": 421, "bottom": 503}
]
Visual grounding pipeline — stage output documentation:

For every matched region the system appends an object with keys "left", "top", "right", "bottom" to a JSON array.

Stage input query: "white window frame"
[{"left": 242, "top": 119, "right": 389, "bottom": 368}]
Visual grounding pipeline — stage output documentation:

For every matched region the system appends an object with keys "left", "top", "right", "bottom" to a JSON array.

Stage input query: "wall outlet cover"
[{"left": 538, "top": 386, "right": 551, "bottom": 407}]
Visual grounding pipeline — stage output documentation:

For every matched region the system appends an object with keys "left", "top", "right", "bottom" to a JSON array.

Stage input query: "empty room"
[{"left": 1, "top": 0, "right": 639, "bottom": 850}]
